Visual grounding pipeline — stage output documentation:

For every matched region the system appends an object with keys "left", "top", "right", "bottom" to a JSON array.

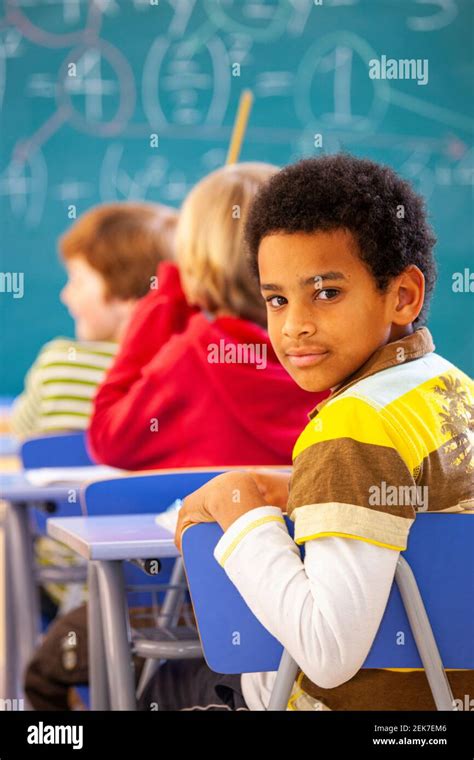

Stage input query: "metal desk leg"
[
  {"left": 136, "top": 556, "right": 187, "bottom": 701},
  {"left": 4, "top": 501, "right": 40, "bottom": 702},
  {"left": 2, "top": 508, "right": 19, "bottom": 701},
  {"left": 96, "top": 560, "right": 136, "bottom": 711},
  {"left": 87, "top": 561, "right": 110, "bottom": 710}
]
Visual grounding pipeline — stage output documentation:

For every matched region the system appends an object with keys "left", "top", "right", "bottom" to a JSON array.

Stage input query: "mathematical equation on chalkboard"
[{"left": 0, "top": 0, "right": 472, "bottom": 225}]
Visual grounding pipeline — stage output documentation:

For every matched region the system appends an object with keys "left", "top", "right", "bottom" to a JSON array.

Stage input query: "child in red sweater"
[{"left": 88, "top": 163, "right": 327, "bottom": 470}]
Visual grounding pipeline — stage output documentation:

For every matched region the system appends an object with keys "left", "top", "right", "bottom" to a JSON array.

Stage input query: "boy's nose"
[{"left": 282, "top": 307, "right": 316, "bottom": 339}]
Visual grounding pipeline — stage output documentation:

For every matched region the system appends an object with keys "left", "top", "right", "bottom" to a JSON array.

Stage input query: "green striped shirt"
[{"left": 11, "top": 337, "right": 118, "bottom": 437}]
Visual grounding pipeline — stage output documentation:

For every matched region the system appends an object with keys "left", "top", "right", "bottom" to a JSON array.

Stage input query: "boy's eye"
[
  {"left": 266, "top": 295, "right": 287, "bottom": 309},
  {"left": 315, "top": 288, "right": 340, "bottom": 301}
]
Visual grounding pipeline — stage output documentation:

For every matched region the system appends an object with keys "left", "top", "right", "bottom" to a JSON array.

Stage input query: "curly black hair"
[{"left": 245, "top": 154, "right": 437, "bottom": 325}]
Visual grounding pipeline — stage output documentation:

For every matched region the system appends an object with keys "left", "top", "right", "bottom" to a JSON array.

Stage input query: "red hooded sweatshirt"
[{"left": 88, "top": 262, "right": 328, "bottom": 470}]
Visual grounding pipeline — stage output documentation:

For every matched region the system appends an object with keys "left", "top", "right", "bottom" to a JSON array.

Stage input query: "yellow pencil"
[{"left": 226, "top": 90, "right": 254, "bottom": 165}]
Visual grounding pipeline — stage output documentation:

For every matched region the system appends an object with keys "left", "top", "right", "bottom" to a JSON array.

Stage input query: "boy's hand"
[
  {"left": 175, "top": 471, "right": 267, "bottom": 553},
  {"left": 248, "top": 469, "right": 291, "bottom": 510}
]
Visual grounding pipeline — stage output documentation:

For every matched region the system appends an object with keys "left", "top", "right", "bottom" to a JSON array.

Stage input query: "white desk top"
[{"left": 47, "top": 514, "right": 179, "bottom": 560}]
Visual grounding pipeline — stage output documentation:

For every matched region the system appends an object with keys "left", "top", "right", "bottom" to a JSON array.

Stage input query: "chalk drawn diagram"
[
  {"left": 142, "top": 35, "right": 230, "bottom": 128},
  {"left": 255, "top": 70, "right": 294, "bottom": 99},
  {"left": 52, "top": 177, "right": 94, "bottom": 202},
  {"left": 100, "top": 143, "right": 168, "bottom": 201},
  {"left": 203, "top": 0, "right": 292, "bottom": 42},
  {"left": 0, "top": 25, "right": 23, "bottom": 111},
  {"left": 0, "top": 149, "right": 47, "bottom": 225},
  {"left": 57, "top": 40, "right": 136, "bottom": 135},
  {"left": 2, "top": 0, "right": 103, "bottom": 47},
  {"left": 0, "top": 38, "right": 5, "bottom": 111},
  {"left": 2, "top": 0, "right": 473, "bottom": 397},
  {"left": 0, "top": 0, "right": 472, "bottom": 226},
  {"left": 295, "top": 31, "right": 391, "bottom": 134},
  {"left": 407, "top": 0, "right": 458, "bottom": 32}
]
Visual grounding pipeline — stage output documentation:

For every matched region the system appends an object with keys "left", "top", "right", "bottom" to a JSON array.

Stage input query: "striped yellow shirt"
[
  {"left": 287, "top": 327, "right": 474, "bottom": 710},
  {"left": 288, "top": 327, "right": 473, "bottom": 549}
]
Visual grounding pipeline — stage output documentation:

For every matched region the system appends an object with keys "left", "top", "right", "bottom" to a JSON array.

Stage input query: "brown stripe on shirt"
[
  {"left": 288, "top": 438, "right": 417, "bottom": 520},
  {"left": 300, "top": 668, "right": 474, "bottom": 711}
]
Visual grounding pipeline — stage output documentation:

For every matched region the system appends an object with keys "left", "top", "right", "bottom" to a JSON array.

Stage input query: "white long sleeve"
[{"left": 213, "top": 506, "right": 399, "bottom": 709}]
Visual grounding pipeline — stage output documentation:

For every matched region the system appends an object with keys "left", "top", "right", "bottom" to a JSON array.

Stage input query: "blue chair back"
[
  {"left": 19, "top": 433, "right": 93, "bottom": 533},
  {"left": 183, "top": 513, "right": 474, "bottom": 674},
  {"left": 82, "top": 470, "right": 227, "bottom": 604},
  {"left": 81, "top": 471, "right": 226, "bottom": 516},
  {"left": 20, "top": 432, "right": 94, "bottom": 469}
]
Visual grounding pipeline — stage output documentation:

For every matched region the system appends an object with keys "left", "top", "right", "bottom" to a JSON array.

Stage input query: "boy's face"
[
  {"left": 258, "top": 229, "right": 405, "bottom": 392},
  {"left": 60, "top": 257, "right": 129, "bottom": 342}
]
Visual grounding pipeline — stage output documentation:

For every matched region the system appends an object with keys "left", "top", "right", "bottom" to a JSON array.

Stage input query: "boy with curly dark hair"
[{"left": 142, "top": 154, "right": 473, "bottom": 711}]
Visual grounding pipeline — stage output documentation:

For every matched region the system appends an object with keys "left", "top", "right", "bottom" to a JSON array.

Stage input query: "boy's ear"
[{"left": 391, "top": 265, "right": 425, "bottom": 325}]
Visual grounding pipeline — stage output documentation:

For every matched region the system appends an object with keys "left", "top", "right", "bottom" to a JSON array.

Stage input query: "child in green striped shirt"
[
  {"left": 11, "top": 201, "right": 177, "bottom": 608},
  {"left": 12, "top": 201, "right": 177, "bottom": 437}
]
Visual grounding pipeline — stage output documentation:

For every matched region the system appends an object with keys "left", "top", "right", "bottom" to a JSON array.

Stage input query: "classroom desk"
[
  {"left": 0, "top": 475, "right": 86, "bottom": 704},
  {"left": 0, "top": 434, "right": 21, "bottom": 474},
  {"left": 48, "top": 515, "right": 180, "bottom": 711},
  {"left": 0, "top": 474, "right": 77, "bottom": 503},
  {"left": 0, "top": 429, "right": 20, "bottom": 471},
  {"left": 48, "top": 514, "right": 179, "bottom": 561},
  {"left": 0, "top": 435, "right": 19, "bottom": 458}
]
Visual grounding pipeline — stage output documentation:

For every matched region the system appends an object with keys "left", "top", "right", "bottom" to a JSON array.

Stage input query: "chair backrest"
[
  {"left": 19, "top": 433, "right": 94, "bottom": 534},
  {"left": 81, "top": 470, "right": 227, "bottom": 516},
  {"left": 183, "top": 513, "right": 474, "bottom": 674},
  {"left": 20, "top": 432, "right": 94, "bottom": 469},
  {"left": 82, "top": 470, "right": 229, "bottom": 604}
]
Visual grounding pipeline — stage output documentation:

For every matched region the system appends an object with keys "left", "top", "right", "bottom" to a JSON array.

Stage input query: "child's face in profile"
[
  {"left": 60, "top": 257, "right": 128, "bottom": 342},
  {"left": 258, "top": 228, "right": 405, "bottom": 393}
]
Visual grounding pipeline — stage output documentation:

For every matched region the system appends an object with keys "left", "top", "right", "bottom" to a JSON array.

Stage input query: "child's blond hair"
[{"left": 176, "top": 163, "right": 278, "bottom": 327}]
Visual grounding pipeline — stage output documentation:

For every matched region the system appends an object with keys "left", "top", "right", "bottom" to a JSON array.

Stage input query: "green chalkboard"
[{"left": 1, "top": 0, "right": 473, "bottom": 394}]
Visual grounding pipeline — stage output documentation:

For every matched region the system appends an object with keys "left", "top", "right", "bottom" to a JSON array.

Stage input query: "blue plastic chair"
[
  {"left": 20, "top": 432, "right": 95, "bottom": 534},
  {"left": 81, "top": 471, "right": 224, "bottom": 517},
  {"left": 8, "top": 431, "right": 223, "bottom": 706},
  {"left": 2, "top": 432, "right": 95, "bottom": 702},
  {"left": 81, "top": 470, "right": 228, "bottom": 706},
  {"left": 20, "top": 432, "right": 94, "bottom": 469},
  {"left": 182, "top": 513, "right": 474, "bottom": 711},
  {"left": 81, "top": 471, "right": 227, "bottom": 604}
]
